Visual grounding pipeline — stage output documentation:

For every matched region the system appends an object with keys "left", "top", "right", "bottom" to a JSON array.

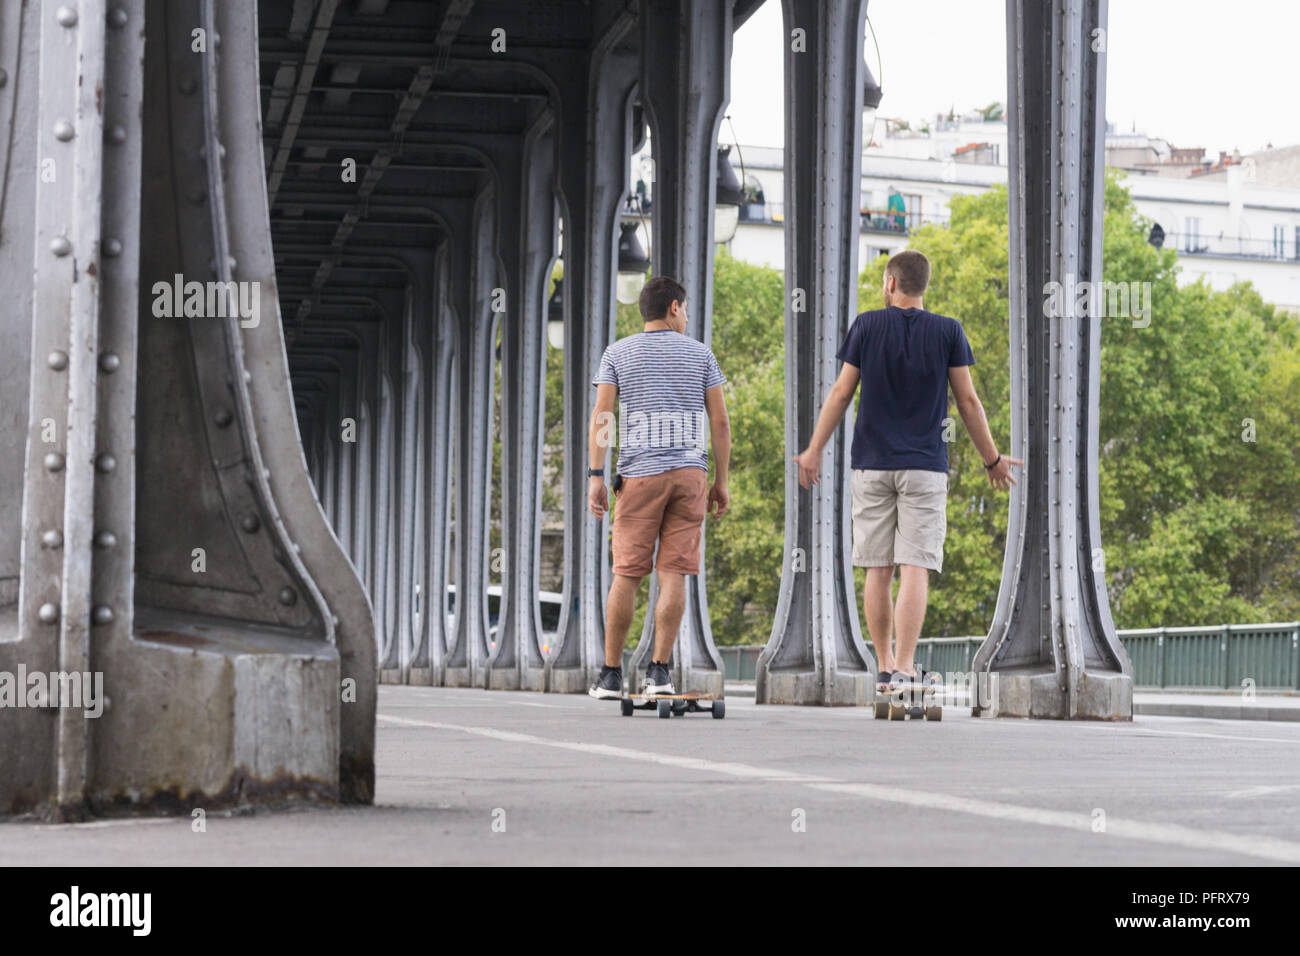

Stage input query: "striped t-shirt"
[{"left": 592, "top": 330, "right": 726, "bottom": 478}]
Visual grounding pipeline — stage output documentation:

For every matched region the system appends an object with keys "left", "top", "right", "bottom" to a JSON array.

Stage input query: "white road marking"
[
  {"left": 1085, "top": 726, "right": 1300, "bottom": 745},
  {"left": 34, "top": 817, "right": 180, "bottom": 831},
  {"left": 378, "top": 713, "right": 1300, "bottom": 864},
  {"left": 1224, "top": 784, "right": 1300, "bottom": 799}
]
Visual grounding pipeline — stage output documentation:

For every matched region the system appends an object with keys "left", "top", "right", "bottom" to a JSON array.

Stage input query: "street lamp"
[
  {"left": 862, "top": 62, "right": 882, "bottom": 147},
  {"left": 714, "top": 146, "right": 745, "bottom": 244},
  {"left": 547, "top": 278, "right": 565, "bottom": 349},
  {"left": 616, "top": 221, "right": 650, "bottom": 305}
]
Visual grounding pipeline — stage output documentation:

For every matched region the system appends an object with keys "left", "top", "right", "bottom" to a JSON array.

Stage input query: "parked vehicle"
[{"left": 445, "top": 585, "right": 564, "bottom": 652}]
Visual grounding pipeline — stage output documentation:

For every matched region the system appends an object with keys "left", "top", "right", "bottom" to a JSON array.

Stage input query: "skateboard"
[
  {"left": 872, "top": 677, "right": 942, "bottom": 721},
  {"left": 620, "top": 692, "right": 725, "bottom": 719}
]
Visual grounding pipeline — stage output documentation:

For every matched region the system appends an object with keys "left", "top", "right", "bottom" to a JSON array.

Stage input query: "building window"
[
  {"left": 1184, "top": 217, "right": 1200, "bottom": 253},
  {"left": 1294, "top": 226, "right": 1300, "bottom": 261}
]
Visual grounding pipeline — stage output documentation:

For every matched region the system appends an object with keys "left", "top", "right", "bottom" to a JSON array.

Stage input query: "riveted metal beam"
[
  {"left": 757, "top": 0, "right": 875, "bottom": 706},
  {"left": 488, "top": 109, "right": 556, "bottom": 692},
  {"left": 973, "top": 0, "right": 1131, "bottom": 720}
]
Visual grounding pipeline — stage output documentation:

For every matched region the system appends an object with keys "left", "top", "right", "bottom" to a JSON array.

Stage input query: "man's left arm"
[{"left": 704, "top": 384, "right": 730, "bottom": 518}]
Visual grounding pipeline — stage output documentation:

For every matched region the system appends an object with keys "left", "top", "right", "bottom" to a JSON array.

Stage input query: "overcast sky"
[{"left": 727, "top": 0, "right": 1295, "bottom": 159}]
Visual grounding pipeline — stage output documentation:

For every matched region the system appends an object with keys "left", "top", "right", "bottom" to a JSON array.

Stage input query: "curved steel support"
[
  {"left": 973, "top": 0, "right": 1131, "bottom": 720},
  {"left": 489, "top": 112, "right": 557, "bottom": 692},
  {"left": 757, "top": 0, "right": 875, "bottom": 706}
]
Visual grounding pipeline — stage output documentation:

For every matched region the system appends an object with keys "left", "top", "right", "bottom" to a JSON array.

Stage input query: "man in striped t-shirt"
[{"left": 586, "top": 275, "right": 732, "bottom": 700}]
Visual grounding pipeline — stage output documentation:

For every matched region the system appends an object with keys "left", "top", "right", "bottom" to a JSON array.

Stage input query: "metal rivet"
[
  {"left": 38, "top": 603, "right": 59, "bottom": 624},
  {"left": 56, "top": 6, "right": 78, "bottom": 27},
  {"left": 241, "top": 514, "right": 260, "bottom": 533},
  {"left": 47, "top": 350, "right": 68, "bottom": 371},
  {"left": 92, "top": 605, "right": 114, "bottom": 625},
  {"left": 44, "top": 452, "right": 65, "bottom": 472},
  {"left": 51, "top": 236, "right": 72, "bottom": 257},
  {"left": 94, "top": 530, "right": 117, "bottom": 549},
  {"left": 214, "top": 407, "right": 233, "bottom": 427},
  {"left": 107, "top": 125, "right": 126, "bottom": 144},
  {"left": 103, "top": 237, "right": 122, "bottom": 257},
  {"left": 96, "top": 453, "right": 116, "bottom": 473},
  {"left": 53, "top": 119, "right": 74, "bottom": 141},
  {"left": 100, "top": 352, "right": 120, "bottom": 373},
  {"left": 41, "top": 529, "right": 63, "bottom": 549},
  {"left": 109, "top": 7, "right": 128, "bottom": 28},
  {"left": 278, "top": 587, "right": 297, "bottom": 606}
]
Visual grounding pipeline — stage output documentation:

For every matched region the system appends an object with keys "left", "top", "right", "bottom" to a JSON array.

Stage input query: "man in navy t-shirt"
[{"left": 792, "top": 250, "right": 1021, "bottom": 694}]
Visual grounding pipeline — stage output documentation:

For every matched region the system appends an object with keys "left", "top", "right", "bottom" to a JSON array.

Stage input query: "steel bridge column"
[
  {"left": 373, "top": 310, "right": 400, "bottom": 677},
  {"left": 422, "top": 238, "right": 464, "bottom": 686},
  {"left": 628, "top": 0, "right": 732, "bottom": 696},
  {"left": 547, "top": 14, "right": 640, "bottom": 693},
  {"left": 0, "top": 0, "right": 375, "bottom": 814},
  {"left": 385, "top": 255, "right": 431, "bottom": 685},
  {"left": 757, "top": 0, "right": 875, "bottom": 706},
  {"left": 974, "top": 0, "right": 1132, "bottom": 720},
  {"left": 489, "top": 115, "right": 557, "bottom": 692},
  {"left": 444, "top": 187, "right": 499, "bottom": 688}
]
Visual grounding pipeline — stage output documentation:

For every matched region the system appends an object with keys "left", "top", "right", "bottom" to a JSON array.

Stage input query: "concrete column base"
[
  {"left": 972, "top": 668, "right": 1133, "bottom": 720},
  {"left": 757, "top": 669, "right": 873, "bottom": 706}
]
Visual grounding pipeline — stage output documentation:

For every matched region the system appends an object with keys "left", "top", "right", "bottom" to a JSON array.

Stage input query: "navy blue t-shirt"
[{"left": 836, "top": 306, "right": 975, "bottom": 472}]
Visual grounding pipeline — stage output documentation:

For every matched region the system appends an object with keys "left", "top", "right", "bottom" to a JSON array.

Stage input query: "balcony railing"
[{"left": 1158, "top": 231, "right": 1300, "bottom": 262}]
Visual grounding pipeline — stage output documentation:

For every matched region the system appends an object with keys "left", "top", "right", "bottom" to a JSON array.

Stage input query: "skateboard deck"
[
  {"left": 620, "top": 691, "right": 725, "bottom": 719},
  {"left": 873, "top": 680, "right": 942, "bottom": 721}
]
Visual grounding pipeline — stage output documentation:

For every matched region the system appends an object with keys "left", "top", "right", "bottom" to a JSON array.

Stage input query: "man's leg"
[
  {"left": 892, "top": 563, "right": 929, "bottom": 675},
  {"left": 651, "top": 571, "right": 686, "bottom": 661},
  {"left": 604, "top": 573, "right": 643, "bottom": 667},
  {"left": 863, "top": 565, "right": 896, "bottom": 674}
]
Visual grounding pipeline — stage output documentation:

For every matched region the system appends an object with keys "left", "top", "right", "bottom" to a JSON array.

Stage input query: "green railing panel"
[{"left": 701, "top": 623, "right": 1300, "bottom": 690}]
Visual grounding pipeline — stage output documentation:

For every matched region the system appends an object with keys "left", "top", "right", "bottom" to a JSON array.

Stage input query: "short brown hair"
[
  {"left": 885, "top": 250, "right": 930, "bottom": 296},
  {"left": 639, "top": 275, "right": 686, "bottom": 321}
]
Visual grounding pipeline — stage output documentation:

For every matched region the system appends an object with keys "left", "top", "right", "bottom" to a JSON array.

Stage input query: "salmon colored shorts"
[{"left": 611, "top": 467, "right": 708, "bottom": 577}]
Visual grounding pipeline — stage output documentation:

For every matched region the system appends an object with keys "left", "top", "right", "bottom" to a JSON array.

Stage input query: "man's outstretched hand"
[
  {"left": 986, "top": 455, "right": 1023, "bottom": 491},
  {"left": 792, "top": 447, "right": 822, "bottom": 489}
]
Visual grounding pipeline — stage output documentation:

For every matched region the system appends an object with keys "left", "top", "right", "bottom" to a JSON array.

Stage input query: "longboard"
[
  {"left": 620, "top": 692, "right": 725, "bottom": 719},
  {"left": 873, "top": 680, "right": 942, "bottom": 721}
]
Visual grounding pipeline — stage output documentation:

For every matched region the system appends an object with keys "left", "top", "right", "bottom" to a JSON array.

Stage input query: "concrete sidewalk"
[{"left": 723, "top": 682, "right": 1300, "bottom": 721}]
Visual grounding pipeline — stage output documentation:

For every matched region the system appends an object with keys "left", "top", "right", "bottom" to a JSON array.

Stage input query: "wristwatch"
[{"left": 587, "top": 468, "right": 604, "bottom": 477}]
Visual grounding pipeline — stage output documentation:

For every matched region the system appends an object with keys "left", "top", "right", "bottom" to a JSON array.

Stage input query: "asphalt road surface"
[{"left": 5, "top": 685, "right": 1300, "bottom": 865}]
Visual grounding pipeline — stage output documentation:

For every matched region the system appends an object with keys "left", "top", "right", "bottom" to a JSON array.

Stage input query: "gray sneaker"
[{"left": 642, "top": 660, "right": 675, "bottom": 696}]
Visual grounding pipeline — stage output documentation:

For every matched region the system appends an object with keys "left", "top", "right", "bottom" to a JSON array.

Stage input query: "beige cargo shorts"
[{"left": 850, "top": 469, "right": 949, "bottom": 572}]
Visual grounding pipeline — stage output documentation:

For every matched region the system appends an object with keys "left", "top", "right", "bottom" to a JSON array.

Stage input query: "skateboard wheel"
[
  {"left": 925, "top": 705, "right": 942, "bottom": 721},
  {"left": 657, "top": 699, "right": 671, "bottom": 719},
  {"left": 711, "top": 700, "right": 725, "bottom": 719},
  {"left": 672, "top": 701, "right": 688, "bottom": 716},
  {"left": 621, "top": 698, "right": 634, "bottom": 717},
  {"left": 888, "top": 702, "right": 907, "bottom": 720},
  {"left": 873, "top": 701, "right": 889, "bottom": 719},
  {"left": 908, "top": 706, "right": 924, "bottom": 719}
]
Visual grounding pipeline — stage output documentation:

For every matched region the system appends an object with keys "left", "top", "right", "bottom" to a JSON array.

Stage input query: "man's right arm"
[{"left": 792, "top": 362, "right": 860, "bottom": 489}]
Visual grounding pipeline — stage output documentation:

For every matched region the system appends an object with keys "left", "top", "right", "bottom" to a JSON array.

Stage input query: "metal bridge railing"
[{"left": 691, "top": 623, "right": 1300, "bottom": 691}]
